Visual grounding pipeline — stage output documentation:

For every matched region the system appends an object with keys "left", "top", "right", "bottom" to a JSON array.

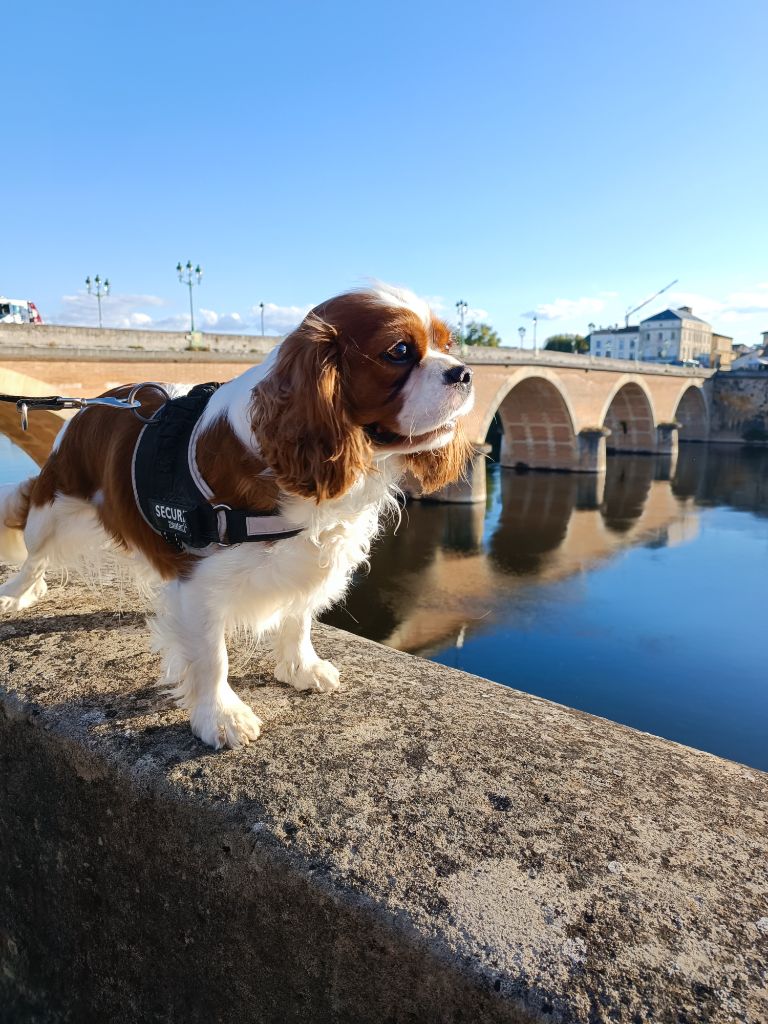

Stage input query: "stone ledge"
[{"left": 0, "top": 577, "right": 766, "bottom": 1023}]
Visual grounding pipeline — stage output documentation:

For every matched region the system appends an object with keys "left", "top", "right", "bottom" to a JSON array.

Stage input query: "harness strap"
[{"left": 131, "top": 382, "right": 302, "bottom": 550}]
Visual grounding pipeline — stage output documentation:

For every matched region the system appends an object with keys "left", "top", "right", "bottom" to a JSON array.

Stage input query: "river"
[{"left": 1, "top": 435, "right": 766, "bottom": 770}]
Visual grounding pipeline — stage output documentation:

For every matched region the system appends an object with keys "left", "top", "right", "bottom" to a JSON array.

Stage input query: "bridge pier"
[
  {"left": 576, "top": 427, "right": 610, "bottom": 473},
  {"left": 656, "top": 421, "right": 680, "bottom": 458}
]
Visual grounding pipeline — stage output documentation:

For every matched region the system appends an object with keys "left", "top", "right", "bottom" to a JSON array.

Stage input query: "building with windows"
[
  {"left": 710, "top": 332, "right": 734, "bottom": 370},
  {"left": 638, "top": 306, "right": 711, "bottom": 363},
  {"left": 588, "top": 326, "right": 639, "bottom": 360}
]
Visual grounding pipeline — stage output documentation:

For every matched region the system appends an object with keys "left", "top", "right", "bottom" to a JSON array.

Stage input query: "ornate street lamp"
[
  {"left": 85, "top": 274, "right": 110, "bottom": 328},
  {"left": 518, "top": 326, "right": 526, "bottom": 349},
  {"left": 176, "top": 261, "right": 203, "bottom": 333},
  {"left": 455, "top": 299, "right": 469, "bottom": 356},
  {"left": 259, "top": 301, "right": 265, "bottom": 336},
  {"left": 533, "top": 315, "right": 538, "bottom": 356}
]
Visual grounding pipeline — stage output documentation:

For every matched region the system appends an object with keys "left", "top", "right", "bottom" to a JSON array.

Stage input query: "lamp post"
[
  {"left": 455, "top": 299, "right": 468, "bottom": 356},
  {"left": 85, "top": 274, "right": 110, "bottom": 328},
  {"left": 259, "top": 301, "right": 265, "bottom": 336},
  {"left": 176, "top": 261, "right": 203, "bottom": 333},
  {"left": 518, "top": 326, "right": 526, "bottom": 349},
  {"left": 533, "top": 315, "right": 538, "bottom": 357}
]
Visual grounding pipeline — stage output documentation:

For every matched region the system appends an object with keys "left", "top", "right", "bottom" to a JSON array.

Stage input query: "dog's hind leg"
[
  {"left": 152, "top": 579, "right": 263, "bottom": 749},
  {"left": 0, "top": 493, "right": 109, "bottom": 614},
  {"left": 0, "top": 501, "right": 54, "bottom": 613}
]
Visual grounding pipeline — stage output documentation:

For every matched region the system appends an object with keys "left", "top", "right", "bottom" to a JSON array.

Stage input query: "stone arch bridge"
[{"left": 441, "top": 353, "right": 714, "bottom": 502}]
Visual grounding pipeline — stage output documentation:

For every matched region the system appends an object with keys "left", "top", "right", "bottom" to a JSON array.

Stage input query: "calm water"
[
  {"left": 324, "top": 445, "right": 768, "bottom": 772},
  {"left": 1, "top": 435, "right": 766, "bottom": 770}
]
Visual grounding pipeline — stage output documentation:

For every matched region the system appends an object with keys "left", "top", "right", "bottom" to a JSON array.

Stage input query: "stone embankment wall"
[
  {"left": 1, "top": 576, "right": 766, "bottom": 1023},
  {"left": 0, "top": 322, "right": 281, "bottom": 356},
  {"left": 711, "top": 371, "right": 768, "bottom": 442}
]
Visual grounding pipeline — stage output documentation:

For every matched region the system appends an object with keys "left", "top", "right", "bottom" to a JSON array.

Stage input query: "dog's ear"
[
  {"left": 404, "top": 424, "right": 475, "bottom": 494},
  {"left": 251, "top": 313, "right": 373, "bottom": 500}
]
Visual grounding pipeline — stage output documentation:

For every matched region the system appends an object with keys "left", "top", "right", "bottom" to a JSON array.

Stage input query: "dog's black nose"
[{"left": 443, "top": 363, "right": 473, "bottom": 387}]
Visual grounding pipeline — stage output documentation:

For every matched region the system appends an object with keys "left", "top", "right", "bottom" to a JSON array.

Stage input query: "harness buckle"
[{"left": 213, "top": 504, "right": 232, "bottom": 546}]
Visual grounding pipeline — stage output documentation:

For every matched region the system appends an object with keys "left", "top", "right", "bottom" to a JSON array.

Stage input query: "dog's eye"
[{"left": 384, "top": 342, "right": 411, "bottom": 363}]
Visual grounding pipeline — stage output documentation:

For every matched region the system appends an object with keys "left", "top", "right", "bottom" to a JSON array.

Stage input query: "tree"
[
  {"left": 544, "top": 333, "right": 588, "bottom": 354},
  {"left": 458, "top": 321, "right": 502, "bottom": 347}
]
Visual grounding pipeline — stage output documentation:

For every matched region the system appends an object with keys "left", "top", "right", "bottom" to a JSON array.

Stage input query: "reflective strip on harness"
[{"left": 131, "top": 382, "right": 302, "bottom": 550}]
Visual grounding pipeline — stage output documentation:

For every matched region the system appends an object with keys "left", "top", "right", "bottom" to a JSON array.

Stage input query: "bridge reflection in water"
[{"left": 325, "top": 452, "right": 701, "bottom": 655}]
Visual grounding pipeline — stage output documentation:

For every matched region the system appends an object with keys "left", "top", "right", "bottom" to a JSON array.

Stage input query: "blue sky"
[{"left": 3, "top": 0, "right": 767, "bottom": 346}]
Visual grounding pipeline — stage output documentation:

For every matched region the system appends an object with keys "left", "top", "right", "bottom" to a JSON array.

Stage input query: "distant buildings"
[
  {"left": 638, "top": 307, "right": 711, "bottom": 362},
  {"left": 589, "top": 326, "right": 639, "bottom": 360},
  {"left": 711, "top": 332, "right": 735, "bottom": 370},
  {"left": 731, "top": 332, "right": 768, "bottom": 370},
  {"left": 587, "top": 305, "right": 735, "bottom": 368}
]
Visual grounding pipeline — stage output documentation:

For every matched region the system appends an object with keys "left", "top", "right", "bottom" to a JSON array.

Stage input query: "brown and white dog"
[{"left": 0, "top": 284, "right": 474, "bottom": 747}]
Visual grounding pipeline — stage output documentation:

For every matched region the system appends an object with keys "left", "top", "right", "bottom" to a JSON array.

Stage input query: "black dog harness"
[{"left": 131, "top": 383, "right": 303, "bottom": 550}]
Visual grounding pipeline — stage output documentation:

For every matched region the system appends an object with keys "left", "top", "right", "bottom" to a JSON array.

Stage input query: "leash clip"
[{"left": 128, "top": 382, "right": 171, "bottom": 424}]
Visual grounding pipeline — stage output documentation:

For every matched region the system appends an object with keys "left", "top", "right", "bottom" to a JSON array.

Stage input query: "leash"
[{"left": 0, "top": 382, "right": 170, "bottom": 432}]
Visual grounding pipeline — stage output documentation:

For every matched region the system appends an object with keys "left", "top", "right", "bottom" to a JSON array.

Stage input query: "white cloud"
[
  {"left": 56, "top": 291, "right": 168, "bottom": 328},
  {"left": 52, "top": 291, "right": 308, "bottom": 335},
  {"left": 667, "top": 292, "right": 726, "bottom": 319},
  {"left": 522, "top": 296, "right": 606, "bottom": 322},
  {"left": 722, "top": 285, "right": 768, "bottom": 315},
  {"left": 414, "top": 295, "right": 491, "bottom": 326},
  {"left": 247, "top": 302, "right": 310, "bottom": 335},
  {"left": 667, "top": 285, "right": 768, "bottom": 321}
]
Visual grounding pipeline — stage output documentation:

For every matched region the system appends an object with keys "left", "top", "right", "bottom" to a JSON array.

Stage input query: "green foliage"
[
  {"left": 459, "top": 322, "right": 502, "bottom": 347},
  {"left": 545, "top": 333, "right": 588, "bottom": 354}
]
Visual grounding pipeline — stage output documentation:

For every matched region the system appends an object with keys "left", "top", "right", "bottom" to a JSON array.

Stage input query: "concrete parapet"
[
  {"left": 0, "top": 322, "right": 282, "bottom": 356},
  {"left": 1, "top": 578, "right": 767, "bottom": 1023}
]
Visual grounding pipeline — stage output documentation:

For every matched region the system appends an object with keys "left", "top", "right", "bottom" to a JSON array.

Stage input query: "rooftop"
[{"left": 640, "top": 307, "right": 710, "bottom": 326}]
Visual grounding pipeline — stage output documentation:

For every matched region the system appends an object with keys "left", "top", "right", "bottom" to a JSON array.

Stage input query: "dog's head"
[{"left": 251, "top": 284, "right": 475, "bottom": 500}]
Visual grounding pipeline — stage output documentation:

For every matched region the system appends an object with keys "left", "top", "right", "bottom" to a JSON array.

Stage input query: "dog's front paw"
[
  {"left": 274, "top": 658, "right": 341, "bottom": 694},
  {"left": 190, "top": 694, "right": 263, "bottom": 749}
]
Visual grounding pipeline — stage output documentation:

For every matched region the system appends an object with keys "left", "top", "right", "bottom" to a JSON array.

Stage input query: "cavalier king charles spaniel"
[{"left": 0, "top": 284, "right": 474, "bottom": 748}]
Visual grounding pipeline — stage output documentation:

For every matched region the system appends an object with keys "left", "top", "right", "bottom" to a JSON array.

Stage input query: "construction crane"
[{"left": 625, "top": 279, "right": 679, "bottom": 328}]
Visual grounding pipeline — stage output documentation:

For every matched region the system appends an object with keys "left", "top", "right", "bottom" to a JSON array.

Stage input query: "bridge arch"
[
  {"left": 601, "top": 380, "right": 657, "bottom": 454},
  {"left": 674, "top": 385, "right": 709, "bottom": 441},
  {"left": 491, "top": 373, "right": 579, "bottom": 471}
]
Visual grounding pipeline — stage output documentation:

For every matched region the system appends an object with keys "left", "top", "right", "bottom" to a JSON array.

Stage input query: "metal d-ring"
[{"left": 128, "top": 382, "right": 171, "bottom": 424}]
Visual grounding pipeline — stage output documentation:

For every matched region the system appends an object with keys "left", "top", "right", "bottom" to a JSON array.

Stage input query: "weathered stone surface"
[
  {"left": 0, "top": 576, "right": 766, "bottom": 1023},
  {"left": 711, "top": 372, "right": 768, "bottom": 442}
]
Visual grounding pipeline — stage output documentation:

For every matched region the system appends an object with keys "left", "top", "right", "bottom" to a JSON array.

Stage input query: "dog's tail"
[{"left": 0, "top": 478, "right": 34, "bottom": 565}]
